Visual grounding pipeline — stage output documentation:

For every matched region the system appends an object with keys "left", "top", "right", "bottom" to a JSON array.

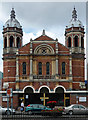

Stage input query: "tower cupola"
[
  {"left": 3, "top": 8, "right": 23, "bottom": 54},
  {"left": 4, "top": 8, "right": 21, "bottom": 29},
  {"left": 65, "top": 7, "right": 85, "bottom": 54},
  {"left": 67, "top": 7, "right": 84, "bottom": 28}
]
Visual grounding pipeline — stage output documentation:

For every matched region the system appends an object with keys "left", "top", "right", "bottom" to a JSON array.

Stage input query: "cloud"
[
  {"left": 0, "top": 2, "right": 86, "bottom": 74},
  {"left": 23, "top": 30, "right": 65, "bottom": 45}
]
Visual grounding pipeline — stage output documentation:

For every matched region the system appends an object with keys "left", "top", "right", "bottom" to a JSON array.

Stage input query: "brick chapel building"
[{"left": 1, "top": 8, "right": 88, "bottom": 109}]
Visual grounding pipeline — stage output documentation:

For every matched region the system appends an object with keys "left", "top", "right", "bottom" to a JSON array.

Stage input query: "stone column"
[
  {"left": 16, "top": 51, "right": 19, "bottom": 90},
  {"left": 56, "top": 57, "right": 58, "bottom": 75},
  {"left": 7, "top": 34, "right": 9, "bottom": 47},
  {"left": 30, "top": 56, "right": 33, "bottom": 75},
  {"left": 15, "top": 34, "right": 17, "bottom": 47},
  {"left": 16, "top": 51, "right": 19, "bottom": 81},
  {"left": 69, "top": 57, "right": 72, "bottom": 90},
  {"left": 69, "top": 57, "right": 72, "bottom": 75},
  {"left": 72, "top": 35, "right": 73, "bottom": 47},
  {"left": 79, "top": 35, "right": 81, "bottom": 53},
  {"left": 79, "top": 35, "right": 81, "bottom": 47},
  {"left": 30, "top": 39, "right": 33, "bottom": 80},
  {"left": 30, "top": 56, "right": 33, "bottom": 80}
]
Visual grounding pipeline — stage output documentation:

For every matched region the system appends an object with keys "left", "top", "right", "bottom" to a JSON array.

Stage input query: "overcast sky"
[{"left": 0, "top": 1, "right": 87, "bottom": 78}]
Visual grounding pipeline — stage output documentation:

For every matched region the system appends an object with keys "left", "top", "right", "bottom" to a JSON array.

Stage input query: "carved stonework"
[{"left": 34, "top": 44, "right": 54, "bottom": 55}]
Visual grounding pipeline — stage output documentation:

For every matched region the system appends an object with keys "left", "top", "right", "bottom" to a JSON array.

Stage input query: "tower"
[
  {"left": 65, "top": 7, "right": 85, "bottom": 54},
  {"left": 2, "top": 8, "right": 23, "bottom": 90},
  {"left": 65, "top": 7, "right": 85, "bottom": 90}
]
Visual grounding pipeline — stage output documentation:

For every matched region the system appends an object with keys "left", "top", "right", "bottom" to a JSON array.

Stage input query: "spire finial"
[
  {"left": 72, "top": 7, "right": 77, "bottom": 20},
  {"left": 10, "top": 8, "right": 16, "bottom": 19},
  {"left": 42, "top": 29, "right": 45, "bottom": 36}
]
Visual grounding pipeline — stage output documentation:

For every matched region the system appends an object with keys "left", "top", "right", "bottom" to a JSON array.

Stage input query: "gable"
[
  {"left": 58, "top": 43, "right": 70, "bottom": 55},
  {"left": 34, "top": 35, "right": 54, "bottom": 41},
  {"left": 19, "top": 43, "right": 30, "bottom": 55}
]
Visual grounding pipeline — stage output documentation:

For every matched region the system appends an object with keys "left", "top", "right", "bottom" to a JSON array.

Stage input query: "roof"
[
  {"left": 67, "top": 7, "right": 84, "bottom": 28},
  {"left": 34, "top": 30, "right": 55, "bottom": 41},
  {"left": 34, "top": 35, "right": 54, "bottom": 41},
  {"left": 4, "top": 8, "right": 21, "bottom": 29}
]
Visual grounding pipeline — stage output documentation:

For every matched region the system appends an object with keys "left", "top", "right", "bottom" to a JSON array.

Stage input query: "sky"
[{"left": 0, "top": 1, "right": 87, "bottom": 78}]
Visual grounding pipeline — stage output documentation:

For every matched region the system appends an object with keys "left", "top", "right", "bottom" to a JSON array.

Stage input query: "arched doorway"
[
  {"left": 24, "top": 87, "right": 34, "bottom": 106},
  {"left": 55, "top": 87, "right": 64, "bottom": 106},
  {"left": 40, "top": 87, "right": 49, "bottom": 93},
  {"left": 24, "top": 87, "right": 34, "bottom": 93}
]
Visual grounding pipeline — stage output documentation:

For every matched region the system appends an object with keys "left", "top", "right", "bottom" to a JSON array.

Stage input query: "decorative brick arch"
[
  {"left": 38, "top": 85, "right": 51, "bottom": 93},
  {"left": 34, "top": 44, "right": 55, "bottom": 55},
  {"left": 54, "top": 85, "right": 66, "bottom": 93},
  {"left": 23, "top": 86, "right": 35, "bottom": 93}
]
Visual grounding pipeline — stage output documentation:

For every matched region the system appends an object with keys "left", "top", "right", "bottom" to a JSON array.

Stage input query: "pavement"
[{"left": 1, "top": 112, "right": 88, "bottom": 120}]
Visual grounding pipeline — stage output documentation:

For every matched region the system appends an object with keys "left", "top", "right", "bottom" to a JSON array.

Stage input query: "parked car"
[
  {"left": 0, "top": 106, "right": 15, "bottom": 115},
  {"left": 25, "top": 104, "right": 51, "bottom": 114},
  {"left": 64, "top": 104, "right": 88, "bottom": 115}
]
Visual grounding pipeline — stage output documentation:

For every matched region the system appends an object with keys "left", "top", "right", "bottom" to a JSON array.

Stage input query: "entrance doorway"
[
  {"left": 19, "top": 86, "right": 70, "bottom": 107},
  {"left": 55, "top": 87, "right": 64, "bottom": 106}
]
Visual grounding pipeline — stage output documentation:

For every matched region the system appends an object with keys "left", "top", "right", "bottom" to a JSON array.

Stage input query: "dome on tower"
[
  {"left": 67, "top": 7, "right": 84, "bottom": 28},
  {"left": 4, "top": 8, "right": 22, "bottom": 28}
]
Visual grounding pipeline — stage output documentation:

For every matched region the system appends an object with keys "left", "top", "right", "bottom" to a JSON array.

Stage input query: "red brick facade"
[{"left": 1, "top": 8, "right": 87, "bottom": 109}]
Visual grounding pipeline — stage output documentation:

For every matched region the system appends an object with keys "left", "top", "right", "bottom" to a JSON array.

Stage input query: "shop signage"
[{"left": 79, "top": 97, "right": 86, "bottom": 102}]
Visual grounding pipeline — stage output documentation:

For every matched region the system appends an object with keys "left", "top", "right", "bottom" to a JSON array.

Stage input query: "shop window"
[
  {"left": 23, "top": 62, "right": 26, "bottom": 75},
  {"left": 62, "top": 62, "right": 65, "bottom": 74},
  {"left": 68, "top": 37, "right": 71, "bottom": 47},
  {"left": 46, "top": 62, "right": 50, "bottom": 75},
  {"left": 10, "top": 36, "right": 14, "bottom": 47},
  {"left": 38, "top": 62, "right": 42, "bottom": 75},
  {"left": 74, "top": 36, "right": 78, "bottom": 47}
]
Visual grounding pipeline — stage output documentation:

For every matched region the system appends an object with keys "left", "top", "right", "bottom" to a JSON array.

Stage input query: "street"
[{"left": 1, "top": 113, "right": 88, "bottom": 120}]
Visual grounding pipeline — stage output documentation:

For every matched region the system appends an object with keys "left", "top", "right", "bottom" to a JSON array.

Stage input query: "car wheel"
[
  {"left": 6, "top": 110, "right": 11, "bottom": 115},
  {"left": 28, "top": 111, "right": 32, "bottom": 115},
  {"left": 68, "top": 110, "right": 73, "bottom": 115}
]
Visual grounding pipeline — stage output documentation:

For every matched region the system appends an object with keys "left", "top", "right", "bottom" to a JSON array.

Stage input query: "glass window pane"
[
  {"left": 46, "top": 62, "right": 50, "bottom": 75},
  {"left": 23, "top": 62, "right": 26, "bottom": 74},
  {"left": 62, "top": 62, "right": 65, "bottom": 74},
  {"left": 38, "top": 62, "right": 42, "bottom": 75}
]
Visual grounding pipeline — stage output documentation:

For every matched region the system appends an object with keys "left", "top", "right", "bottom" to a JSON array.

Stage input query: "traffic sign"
[{"left": 7, "top": 88, "right": 13, "bottom": 97}]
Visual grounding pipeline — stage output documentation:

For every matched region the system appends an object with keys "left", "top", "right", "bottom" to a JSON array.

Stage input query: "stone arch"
[
  {"left": 38, "top": 85, "right": 50, "bottom": 93},
  {"left": 23, "top": 86, "right": 35, "bottom": 93},
  {"left": 17, "top": 37, "right": 20, "bottom": 48},
  {"left": 54, "top": 86, "right": 65, "bottom": 106},
  {"left": 4, "top": 37, "right": 7, "bottom": 48},
  {"left": 9, "top": 36, "right": 14, "bottom": 47},
  {"left": 68, "top": 36, "right": 71, "bottom": 47},
  {"left": 74, "top": 36, "right": 78, "bottom": 47},
  {"left": 34, "top": 44, "right": 54, "bottom": 55},
  {"left": 54, "top": 85, "right": 66, "bottom": 93}
]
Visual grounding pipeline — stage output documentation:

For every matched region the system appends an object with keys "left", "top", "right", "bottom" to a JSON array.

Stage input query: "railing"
[{"left": 33, "top": 75, "right": 55, "bottom": 79}]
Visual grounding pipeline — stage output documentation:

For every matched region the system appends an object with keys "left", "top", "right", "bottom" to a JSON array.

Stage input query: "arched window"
[
  {"left": 68, "top": 37, "right": 71, "bottom": 47},
  {"left": 4, "top": 37, "right": 7, "bottom": 48},
  {"left": 38, "top": 62, "right": 42, "bottom": 75},
  {"left": 46, "top": 62, "right": 50, "bottom": 75},
  {"left": 23, "top": 62, "right": 26, "bottom": 75},
  {"left": 81, "top": 37, "right": 84, "bottom": 48},
  {"left": 74, "top": 36, "right": 78, "bottom": 47},
  {"left": 62, "top": 62, "right": 65, "bottom": 74},
  {"left": 17, "top": 37, "right": 20, "bottom": 48},
  {"left": 10, "top": 36, "right": 14, "bottom": 47}
]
